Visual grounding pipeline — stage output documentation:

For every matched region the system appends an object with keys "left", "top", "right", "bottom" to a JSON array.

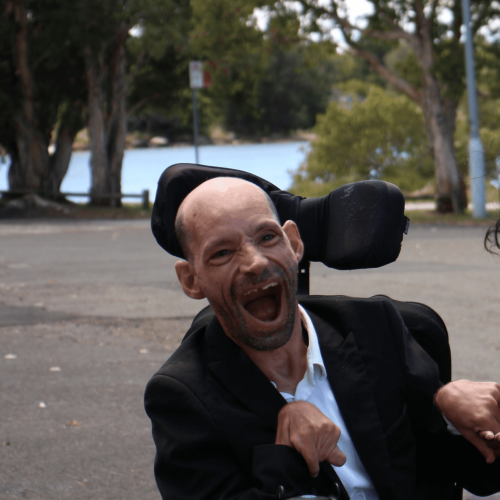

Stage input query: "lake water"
[{"left": 0, "top": 142, "right": 309, "bottom": 201}]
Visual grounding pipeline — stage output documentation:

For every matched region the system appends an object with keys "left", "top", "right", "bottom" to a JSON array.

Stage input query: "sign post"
[{"left": 189, "top": 61, "right": 203, "bottom": 164}]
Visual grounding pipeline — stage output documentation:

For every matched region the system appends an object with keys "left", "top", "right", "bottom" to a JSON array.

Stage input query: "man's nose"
[{"left": 239, "top": 244, "right": 268, "bottom": 276}]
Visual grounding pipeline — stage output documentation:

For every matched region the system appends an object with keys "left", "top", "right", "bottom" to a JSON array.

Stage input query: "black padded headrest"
[{"left": 151, "top": 163, "right": 408, "bottom": 270}]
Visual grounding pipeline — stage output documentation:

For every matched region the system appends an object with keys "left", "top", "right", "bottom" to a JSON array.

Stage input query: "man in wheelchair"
[{"left": 145, "top": 165, "right": 500, "bottom": 500}]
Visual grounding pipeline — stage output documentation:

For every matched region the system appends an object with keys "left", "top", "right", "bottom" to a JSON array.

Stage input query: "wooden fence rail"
[{"left": 0, "top": 189, "right": 150, "bottom": 210}]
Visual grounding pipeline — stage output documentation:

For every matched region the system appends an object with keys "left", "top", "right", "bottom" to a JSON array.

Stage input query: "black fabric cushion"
[{"left": 151, "top": 163, "right": 407, "bottom": 270}]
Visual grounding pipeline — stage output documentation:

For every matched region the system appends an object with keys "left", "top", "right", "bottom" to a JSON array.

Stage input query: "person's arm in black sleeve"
[
  {"left": 382, "top": 300, "right": 500, "bottom": 495},
  {"left": 443, "top": 431, "right": 500, "bottom": 496},
  {"left": 144, "top": 374, "right": 314, "bottom": 500},
  {"left": 382, "top": 300, "right": 445, "bottom": 433}
]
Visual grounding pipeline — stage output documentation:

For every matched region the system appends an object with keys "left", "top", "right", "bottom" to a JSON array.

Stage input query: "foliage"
[
  {"left": 272, "top": 0, "right": 500, "bottom": 212},
  {"left": 0, "top": 0, "right": 87, "bottom": 151},
  {"left": 126, "top": 0, "right": 192, "bottom": 135},
  {"left": 452, "top": 38, "right": 500, "bottom": 192},
  {"left": 291, "top": 82, "right": 434, "bottom": 196},
  {"left": 0, "top": 9, "right": 20, "bottom": 152},
  {"left": 187, "top": 0, "right": 271, "bottom": 133},
  {"left": 454, "top": 100, "right": 500, "bottom": 190}
]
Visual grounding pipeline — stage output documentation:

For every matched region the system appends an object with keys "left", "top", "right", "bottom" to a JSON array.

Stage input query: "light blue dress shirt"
[{"left": 274, "top": 305, "right": 380, "bottom": 500}]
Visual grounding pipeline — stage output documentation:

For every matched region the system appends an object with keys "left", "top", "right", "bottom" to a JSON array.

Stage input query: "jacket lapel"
[
  {"left": 205, "top": 315, "right": 286, "bottom": 430},
  {"left": 305, "top": 306, "right": 397, "bottom": 500},
  {"left": 204, "top": 313, "right": 353, "bottom": 500}
]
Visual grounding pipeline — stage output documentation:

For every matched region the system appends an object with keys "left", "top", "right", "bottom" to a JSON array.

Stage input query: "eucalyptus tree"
[
  {"left": 282, "top": 0, "right": 500, "bottom": 212},
  {"left": 1, "top": 0, "right": 86, "bottom": 197},
  {"left": 77, "top": 0, "right": 192, "bottom": 205}
]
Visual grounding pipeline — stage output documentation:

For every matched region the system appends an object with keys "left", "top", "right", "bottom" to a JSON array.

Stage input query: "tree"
[
  {"left": 454, "top": 38, "right": 500, "bottom": 198},
  {"left": 280, "top": 0, "right": 500, "bottom": 213},
  {"left": 291, "top": 82, "right": 434, "bottom": 197},
  {"left": 126, "top": 0, "right": 192, "bottom": 140},
  {"left": 1, "top": 0, "right": 86, "bottom": 198},
  {"left": 188, "top": 0, "right": 272, "bottom": 135},
  {"left": 75, "top": 0, "right": 191, "bottom": 206}
]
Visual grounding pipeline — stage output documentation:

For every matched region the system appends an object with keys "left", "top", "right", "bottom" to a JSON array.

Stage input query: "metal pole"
[
  {"left": 192, "top": 88, "right": 199, "bottom": 164},
  {"left": 462, "top": 0, "right": 487, "bottom": 218}
]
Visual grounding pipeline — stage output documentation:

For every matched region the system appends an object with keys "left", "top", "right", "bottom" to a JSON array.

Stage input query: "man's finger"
[
  {"left": 464, "top": 431, "right": 497, "bottom": 464},
  {"left": 479, "top": 431, "right": 500, "bottom": 450},
  {"left": 300, "top": 443, "right": 320, "bottom": 477},
  {"left": 326, "top": 445, "right": 347, "bottom": 467},
  {"left": 275, "top": 414, "right": 291, "bottom": 447}
]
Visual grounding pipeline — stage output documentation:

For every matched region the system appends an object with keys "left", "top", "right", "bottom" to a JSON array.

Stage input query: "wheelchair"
[{"left": 151, "top": 163, "right": 460, "bottom": 500}]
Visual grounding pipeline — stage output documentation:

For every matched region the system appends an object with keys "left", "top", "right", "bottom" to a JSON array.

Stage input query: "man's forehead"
[{"left": 180, "top": 177, "right": 270, "bottom": 220}]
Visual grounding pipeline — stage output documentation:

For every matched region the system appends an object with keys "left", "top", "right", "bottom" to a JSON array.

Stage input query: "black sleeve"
[
  {"left": 442, "top": 432, "right": 500, "bottom": 496},
  {"left": 144, "top": 374, "right": 314, "bottom": 500},
  {"left": 383, "top": 300, "right": 500, "bottom": 495},
  {"left": 382, "top": 300, "right": 445, "bottom": 433}
]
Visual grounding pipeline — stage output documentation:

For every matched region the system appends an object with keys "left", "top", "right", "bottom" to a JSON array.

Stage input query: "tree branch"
[
  {"left": 314, "top": 1, "right": 422, "bottom": 105},
  {"left": 314, "top": 3, "right": 411, "bottom": 42},
  {"left": 363, "top": 28, "right": 412, "bottom": 43},
  {"left": 353, "top": 47, "right": 423, "bottom": 105},
  {"left": 472, "top": 2, "right": 499, "bottom": 35},
  {"left": 413, "top": 0, "right": 434, "bottom": 74},
  {"left": 430, "top": 0, "right": 439, "bottom": 23},
  {"left": 315, "top": 1, "right": 423, "bottom": 63},
  {"left": 12, "top": 0, "right": 36, "bottom": 124}
]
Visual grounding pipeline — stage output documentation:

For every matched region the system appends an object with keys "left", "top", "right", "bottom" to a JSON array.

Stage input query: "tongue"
[{"left": 245, "top": 296, "right": 278, "bottom": 322}]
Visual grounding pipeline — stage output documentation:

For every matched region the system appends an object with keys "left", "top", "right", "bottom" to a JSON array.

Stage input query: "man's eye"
[
  {"left": 214, "top": 249, "right": 229, "bottom": 258},
  {"left": 262, "top": 234, "right": 274, "bottom": 242}
]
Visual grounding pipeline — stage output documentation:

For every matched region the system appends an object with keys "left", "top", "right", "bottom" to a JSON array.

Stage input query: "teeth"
[
  {"left": 242, "top": 282, "right": 278, "bottom": 296},
  {"left": 262, "top": 282, "right": 278, "bottom": 290}
]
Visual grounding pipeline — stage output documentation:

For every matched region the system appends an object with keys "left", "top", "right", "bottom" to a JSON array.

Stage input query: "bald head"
[{"left": 175, "top": 178, "right": 280, "bottom": 261}]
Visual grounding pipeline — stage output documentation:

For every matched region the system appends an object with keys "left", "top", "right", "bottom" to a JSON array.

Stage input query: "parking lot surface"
[{"left": 1, "top": 220, "right": 499, "bottom": 500}]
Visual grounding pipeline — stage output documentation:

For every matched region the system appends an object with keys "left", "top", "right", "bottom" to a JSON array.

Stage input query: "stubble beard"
[{"left": 212, "top": 262, "right": 298, "bottom": 352}]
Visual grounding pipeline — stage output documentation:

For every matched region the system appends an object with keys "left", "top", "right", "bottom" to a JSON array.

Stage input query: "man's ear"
[
  {"left": 174, "top": 260, "right": 206, "bottom": 300},
  {"left": 282, "top": 220, "right": 304, "bottom": 262}
]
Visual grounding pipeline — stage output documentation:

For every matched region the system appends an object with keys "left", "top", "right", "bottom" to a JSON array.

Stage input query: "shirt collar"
[{"left": 299, "top": 304, "right": 328, "bottom": 381}]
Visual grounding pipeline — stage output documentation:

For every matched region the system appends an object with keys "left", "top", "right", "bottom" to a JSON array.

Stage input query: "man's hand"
[
  {"left": 434, "top": 380, "right": 500, "bottom": 464},
  {"left": 275, "top": 401, "right": 346, "bottom": 477}
]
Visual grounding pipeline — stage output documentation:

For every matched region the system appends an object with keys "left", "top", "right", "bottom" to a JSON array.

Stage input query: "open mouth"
[{"left": 241, "top": 281, "right": 283, "bottom": 323}]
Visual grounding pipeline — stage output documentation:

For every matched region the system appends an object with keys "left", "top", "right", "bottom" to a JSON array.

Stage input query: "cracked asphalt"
[{"left": 1, "top": 219, "right": 499, "bottom": 500}]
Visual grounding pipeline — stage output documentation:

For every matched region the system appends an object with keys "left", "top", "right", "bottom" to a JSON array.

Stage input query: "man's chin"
[{"left": 228, "top": 304, "right": 296, "bottom": 352}]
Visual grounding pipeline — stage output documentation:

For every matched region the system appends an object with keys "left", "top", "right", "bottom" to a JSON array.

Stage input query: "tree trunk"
[
  {"left": 7, "top": 0, "right": 49, "bottom": 192},
  {"left": 44, "top": 102, "right": 84, "bottom": 196},
  {"left": 9, "top": 113, "right": 49, "bottom": 190},
  {"left": 84, "top": 23, "right": 128, "bottom": 208},
  {"left": 85, "top": 46, "right": 110, "bottom": 206},
  {"left": 341, "top": 1, "right": 466, "bottom": 214},
  {"left": 421, "top": 81, "right": 464, "bottom": 213},
  {"left": 106, "top": 23, "right": 129, "bottom": 208}
]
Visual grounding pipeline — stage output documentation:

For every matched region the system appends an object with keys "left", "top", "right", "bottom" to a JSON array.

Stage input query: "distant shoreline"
[{"left": 72, "top": 132, "right": 315, "bottom": 152}]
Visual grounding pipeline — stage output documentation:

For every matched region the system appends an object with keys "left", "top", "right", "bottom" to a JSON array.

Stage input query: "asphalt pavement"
[{"left": 1, "top": 219, "right": 499, "bottom": 500}]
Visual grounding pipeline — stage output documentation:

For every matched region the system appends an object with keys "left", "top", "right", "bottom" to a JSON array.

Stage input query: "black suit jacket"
[{"left": 144, "top": 296, "right": 500, "bottom": 500}]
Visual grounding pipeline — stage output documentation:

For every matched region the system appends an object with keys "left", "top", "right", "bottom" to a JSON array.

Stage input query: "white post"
[{"left": 462, "top": 0, "right": 487, "bottom": 218}]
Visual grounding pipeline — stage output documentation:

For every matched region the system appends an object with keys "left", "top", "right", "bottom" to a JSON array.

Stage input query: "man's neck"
[{"left": 236, "top": 305, "right": 307, "bottom": 395}]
